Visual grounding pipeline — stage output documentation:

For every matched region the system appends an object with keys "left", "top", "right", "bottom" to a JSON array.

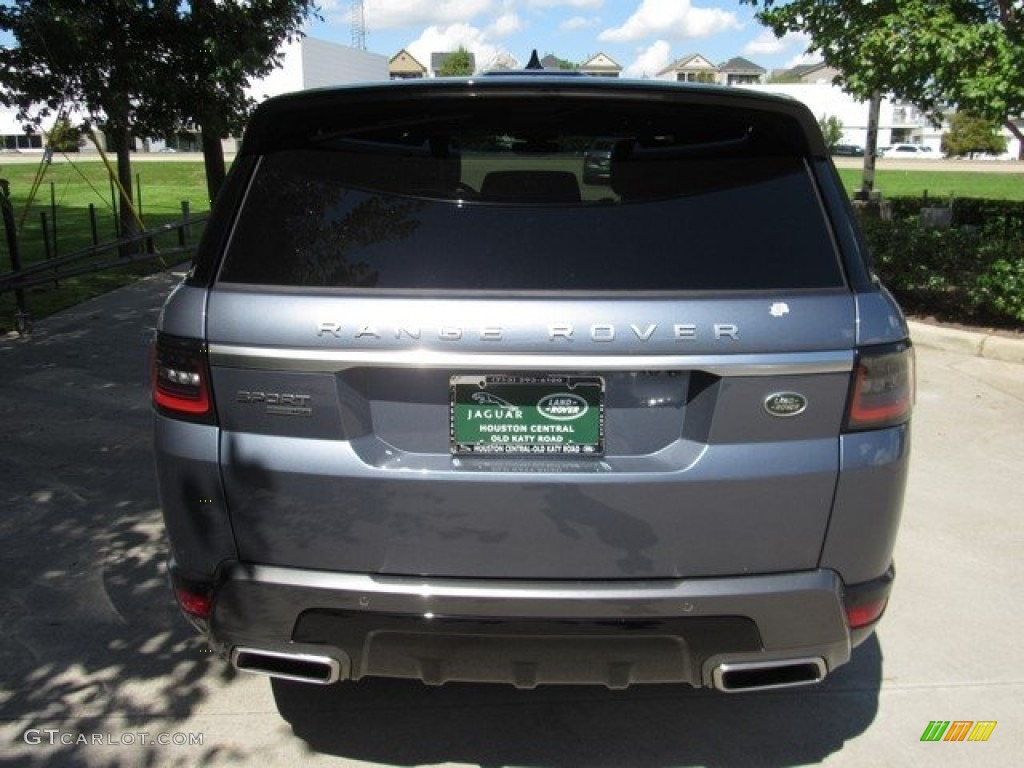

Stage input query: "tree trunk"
[
  {"left": 857, "top": 92, "right": 882, "bottom": 200},
  {"left": 108, "top": 121, "right": 140, "bottom": 255},
  {"left": 201, "top": 125, "right": 226, "bottom": 204},
  {"left": 1003, "top": 118, "right": 1024, "bottom": 160}
]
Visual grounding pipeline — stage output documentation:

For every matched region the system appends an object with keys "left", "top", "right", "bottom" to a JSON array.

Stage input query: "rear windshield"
[{"left": 219, "top": 119, "right": 845, "bottom": 291}]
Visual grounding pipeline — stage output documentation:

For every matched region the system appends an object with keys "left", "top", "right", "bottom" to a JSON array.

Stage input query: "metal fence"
[{"left": 1, "top": 187, "right": 206, "bottom": 334}]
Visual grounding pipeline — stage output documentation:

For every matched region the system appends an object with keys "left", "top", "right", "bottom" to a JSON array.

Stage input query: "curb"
[{"left": 908, "top": 320, "right": 1024, "bottom": 365}]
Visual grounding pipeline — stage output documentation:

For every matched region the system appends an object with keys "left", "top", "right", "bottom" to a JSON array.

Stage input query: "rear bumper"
[{"left": 197, "top": 563, "right": 869, "bottom": 690}]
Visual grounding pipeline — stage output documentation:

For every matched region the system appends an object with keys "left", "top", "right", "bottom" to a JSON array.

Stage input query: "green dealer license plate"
[{"left": 450, "top": 375, "right": 605, "bottom": 456}]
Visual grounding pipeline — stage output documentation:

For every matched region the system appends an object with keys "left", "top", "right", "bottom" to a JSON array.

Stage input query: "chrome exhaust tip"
[
  {"left": 231, "top": 647, "right": 341, "bottom": 685},
  {"left": 712, "top": 657, "right": 826, "bottom": 693}
]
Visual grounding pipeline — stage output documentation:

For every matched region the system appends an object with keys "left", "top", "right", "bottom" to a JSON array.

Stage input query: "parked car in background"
[
  {"left": 879, "top": 143, "right": 933, "bottom": 158},
  {"left": 153, "top": 76, "right": 913, "bottom": 697},
  {"left": 831, "top": 143, "right": 864, "bottom": 157},
  {"left": 582, "top": 138, "right": 615, "bottom": 184}
]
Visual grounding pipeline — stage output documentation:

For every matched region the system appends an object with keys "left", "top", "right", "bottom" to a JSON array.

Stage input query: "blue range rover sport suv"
[{"left": 153, "top": 76, "right": 913, "bottom": 693}]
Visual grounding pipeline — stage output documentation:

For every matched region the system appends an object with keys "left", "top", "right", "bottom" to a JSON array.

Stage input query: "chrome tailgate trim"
[{"left": 208, "top": 345, "right": 853, "bottom": 377}]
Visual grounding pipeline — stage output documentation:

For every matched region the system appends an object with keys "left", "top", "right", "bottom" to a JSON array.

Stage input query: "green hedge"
[{"left": 859, "top": 197, "right": 1024, "bottom": 326}]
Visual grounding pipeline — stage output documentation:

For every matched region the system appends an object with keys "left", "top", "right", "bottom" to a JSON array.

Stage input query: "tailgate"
[{"left": 207, "top": 289, "right": 855, "bottom": 579}]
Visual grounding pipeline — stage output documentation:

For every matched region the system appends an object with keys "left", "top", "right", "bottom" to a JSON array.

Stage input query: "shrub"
[
  {"left": 44, "top": 117, "right": 84, "bottom": 152},
  {"left": 883, "top": 196, "right": 1024, "bottom": 230},
  {"left": 859, "top": 202, "right": 1024, "bottom": 327},
  {"left": 970, "top": 257, "right": 1024, "bottom": 322}
]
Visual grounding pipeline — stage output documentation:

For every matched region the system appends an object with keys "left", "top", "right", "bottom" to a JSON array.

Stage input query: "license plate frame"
[{"left": 450, "top": 374, "right": 605, "bottom": 456}]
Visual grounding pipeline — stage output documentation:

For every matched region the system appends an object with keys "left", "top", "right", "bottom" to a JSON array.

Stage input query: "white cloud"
[
  {"left": 527, "top": 0, "right": 603, "bottom": 8},
  {"left": 622, "top": 39, "right": 673, "bottom": 78},
  {"left": 560, "top": 15, "right": 601, "bottom": 32},
  {"left": 785, "top": 51, "right": 820, "bottom": 69},
  {"left": 600, "top": 0, "right": 740, "bottom": 43},
  {"left": 365, "top": 0, "right": 496, "bottom": 30},
  {"left": 743, "top": 30, "right": 808, "bottom": 57},
  {"left": 488, "top": 12, "right": 524, "bottom": 37},
  {"left": 316, "top": 0, "right": 345, "bottom": 24},
  {"left": 406, "top": 23, "right": 501, "bottom": 73}
]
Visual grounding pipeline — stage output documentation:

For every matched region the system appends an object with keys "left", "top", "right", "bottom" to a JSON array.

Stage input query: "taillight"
[
  {"left": 152, "top": 333, "right": 215, "bottom": 423},
  {"left": 844, "top": 343, "right": 914, "bottom": 431}
]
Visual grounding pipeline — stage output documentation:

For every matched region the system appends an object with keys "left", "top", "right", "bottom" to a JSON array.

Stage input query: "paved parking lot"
[{"left": 0, "top": 270, "right": 1021, "bottom": 767}]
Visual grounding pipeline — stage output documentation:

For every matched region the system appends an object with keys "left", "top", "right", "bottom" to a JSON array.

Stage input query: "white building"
[
  {"left": 0, "top": 108, "right": 45, "bottom": 152},
  {"left": 746, "top": 83, "right": 1020, "bottom": 158},
  {"left": 247, "top": 37, "right": 387, "bottom": 102},
  {"left": 650, "top": 54, "right": 1020, "bottom": 159},
  {"left": 743, "top": 83, "right": 902, "bottom": 150}
]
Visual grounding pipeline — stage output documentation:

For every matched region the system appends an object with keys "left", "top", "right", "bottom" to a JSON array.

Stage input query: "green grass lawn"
[
  {"left": 0, "top": 157, "right": 210, "bottom": 333},
  {"left": 836, "top": 168, "right": 1024, "bottom": 201},
  {"left": 0, "top": 158, "right": 210, "bottom": 256}
]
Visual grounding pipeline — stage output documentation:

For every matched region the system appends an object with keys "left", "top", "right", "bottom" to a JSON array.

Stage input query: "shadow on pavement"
[
  {"left": 273, "top": 635, "right": 882, "bottom": 767},
  {"left": 0, "top": 271, "right": 240, "bottom": 766}
]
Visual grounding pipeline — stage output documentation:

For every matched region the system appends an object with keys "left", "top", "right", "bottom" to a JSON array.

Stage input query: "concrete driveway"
[{"left": 0, "top": 270, "right": 1021, "bottom": 767}]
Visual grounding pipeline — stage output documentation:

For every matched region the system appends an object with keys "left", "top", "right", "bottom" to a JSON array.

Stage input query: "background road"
[
  {"left": 831, "top": 156, "right": 1024, "bottom": 173},
  {"left": 2, "top": 151, "right": 1022, "bottom": 172},
  {"left": 0, "top": 270, "right": 1021, "bottom": 767}
]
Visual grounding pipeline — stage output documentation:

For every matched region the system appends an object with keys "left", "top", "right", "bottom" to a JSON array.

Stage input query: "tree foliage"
[
  {"left": 0, "top": 0, "right": 317, "bottom": 214},
  {"left": 0, "top": 0, "right": 175, "bottom": 239},
  {"left": 744, "top": 1, "right": 1024, "bottom": 123},
  {"left": 162, "top": 0, "right": 318, "bottom": 200},
  {"left": 439, "top": 47, "right": 475, "bottom": 77},
  {"left": 942, "top": 113, "right": 1009, "bottom": 156},
  {"left": 45, "top": 116, "right": 84, "bottom": 152},
  {"left": 817, "top": 114, "right": 843, "bottom": 150}
]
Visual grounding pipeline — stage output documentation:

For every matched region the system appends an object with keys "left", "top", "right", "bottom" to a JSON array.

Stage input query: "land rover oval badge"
[{"left": 764, "top": 392, "right": 808, "bottom": 418}]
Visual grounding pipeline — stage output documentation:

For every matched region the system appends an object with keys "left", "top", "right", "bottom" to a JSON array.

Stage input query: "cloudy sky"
[{"left": 312, "top": 0, "right": 814, "bottom": 77}]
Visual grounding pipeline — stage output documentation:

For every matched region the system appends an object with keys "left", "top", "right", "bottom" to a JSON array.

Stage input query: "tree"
[
  {"left": 818, "top": 114, "right": 843, "bottom": 150},
  {"left": 0, "top": 0, "right": 318, "bottom": 226},
  {"left": 745, "top": 1, "right": 1024, "bottom": 160},
  {"left": 160, "top": 1, "right": 318, "bottom": 202},
  {"left": 0, "top": 0, "right": 173, "bottom": 242},
  {"left": 942, "top": 113, "right": 1009, "bottom": 157},
  {"left": 439, "top": 47, "right": 475, "bottom": 77}
]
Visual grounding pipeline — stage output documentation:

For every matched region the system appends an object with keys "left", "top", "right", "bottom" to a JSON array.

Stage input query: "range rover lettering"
[{"left": 153, "top": 73, "right": 913, "bottom": 694}]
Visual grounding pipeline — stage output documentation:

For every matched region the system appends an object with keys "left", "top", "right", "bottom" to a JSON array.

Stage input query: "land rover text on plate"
[{"left": 153, "top": 75, "right": 913, "bottom": 693}]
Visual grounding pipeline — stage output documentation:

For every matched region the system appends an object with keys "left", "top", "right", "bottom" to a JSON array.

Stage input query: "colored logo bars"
[{"left": 920, "top": 721, "right": 997, "bottom": 742}]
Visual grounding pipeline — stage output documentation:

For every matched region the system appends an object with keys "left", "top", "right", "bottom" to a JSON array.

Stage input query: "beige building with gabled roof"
[
  {"left": 389, "top": 49, "right": 427, "bottom": 80},
  {"left": 580, "top": 53, "right": 622, "bottom": 78},
  {"left": 656, "top": 54, "right": 718, "bottom": 83}
]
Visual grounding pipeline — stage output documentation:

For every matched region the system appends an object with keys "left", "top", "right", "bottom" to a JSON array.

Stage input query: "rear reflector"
[
  {"left": 845, "top": 343, "right": 914, "bottom": 431},
  {"left": 152, "top": 333, "right": 215, "bottom": 423},
  {"left": 846, "top": 598, "right": 888, "bottom": 629},
  {"left": 174, "top": 586, "right": 213, "bottom": 620}
]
